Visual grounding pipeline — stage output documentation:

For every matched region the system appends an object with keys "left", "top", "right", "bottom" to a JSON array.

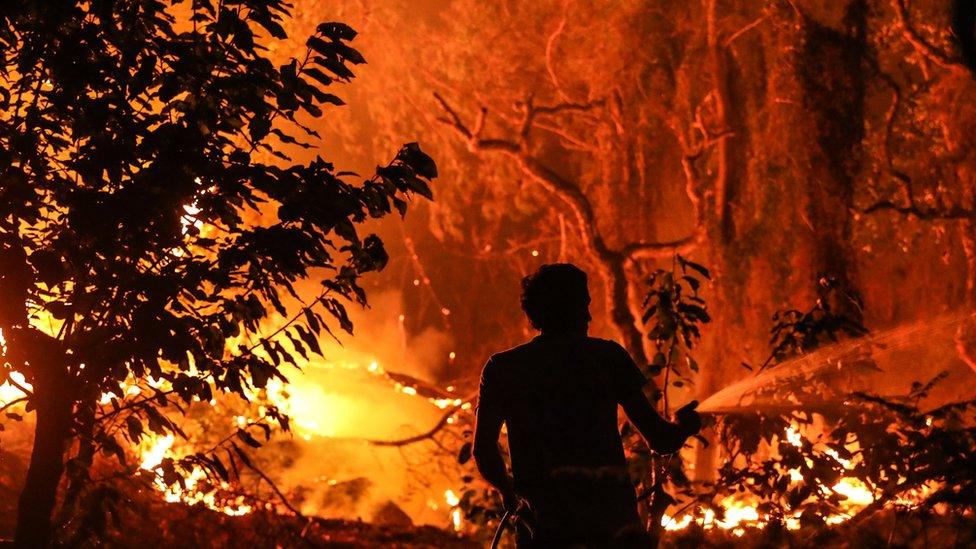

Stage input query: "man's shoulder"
[
  {"left": 487, "top": 336, "right": 626, "bottom": 366},
  {"left": 487, "top": 340, "right": 538, "bottom": 366},
  {"left": 584, "top": 337, "right": 628, "bottom": 355},
  {"left": 481, "top": 342, "right": 535, "bottom": 386}
]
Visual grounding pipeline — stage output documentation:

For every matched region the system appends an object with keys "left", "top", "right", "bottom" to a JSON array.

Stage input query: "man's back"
[
  {"left": 479, "top": 334, "right": 644, "bottom": 488},
  {"left": 478, "top": 333, "right": 647, "bottom": 545},
  {"left": 472, "top": 264, "right": 699, "bottom": 547}
]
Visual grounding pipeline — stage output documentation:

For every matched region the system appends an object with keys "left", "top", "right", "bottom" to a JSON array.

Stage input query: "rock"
[{"left": 372, "top": 500, "right": 414, "bottom": 528}]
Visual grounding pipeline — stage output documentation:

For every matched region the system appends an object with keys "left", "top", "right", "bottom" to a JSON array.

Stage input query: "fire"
[
  {"left": 0, "top": 371, "right": 30, "bottom": 406},
  {"left": 3, "top": 331, "right": 466, "bottom": 526},
  {"left": 662, "top": 496, "right": 765, "bottom": 533},
  {"left": 135, "top": 421, "right": 254, "bottom": 516},
  {"left": 139, "top": 434, "right": 174, "bottom": 470},
  {"left": 444, "top": 489, "right": 462, "bottom": 531},
  {"left": 661, "top": 423, "right": 919, "bottom": 534},
  {"left": 127, "top": 395, "right": 253, "bottom": 516},
  {"left": 1, "top": 342, "right": 929, "bottom": 535},
  {"left": 129, "top": 356, "right": 464, "bottom": 522}
]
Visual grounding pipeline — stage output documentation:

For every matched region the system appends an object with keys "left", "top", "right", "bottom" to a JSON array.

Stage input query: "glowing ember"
[{"left": 444, "top": 489, "right": 462, "bottom": 531}]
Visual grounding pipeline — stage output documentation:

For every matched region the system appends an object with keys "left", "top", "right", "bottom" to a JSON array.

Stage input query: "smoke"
[
  {"left": 264, "top": 288, "right": 461, "bottom": 527},
  {"left": 310, "top": 288, "right": 454, "bottom": 384}
]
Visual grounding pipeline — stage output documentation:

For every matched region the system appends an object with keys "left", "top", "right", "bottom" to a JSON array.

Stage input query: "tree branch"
[
  {"left": 707, "top": 0, "right": 734, "bottom": 230},
  {"left": 862, "top": 200, "right": 976, "bottom": 220},
  {"left": 0, "top": 396, "right": 28, "bottom": 415},
  {"left": 861, "top": 44, "right": 975, "bottom": 221},
  {"left": 723, "top": 14, "right": 768, "bottom": 47},
  {"left": 433, "top": 93, "right": 701, "bottom": 261},
  {"left": 545, "top": 7, "right": 573, "bottom": 103},
  {"left": 892, "top": 0, "right": 968, "bottom": 72},
  {"left": 433, "top": 93, "right": 706, "bottom": 373},
  {"left": 245, "top": 457, "right": 307, "bottom": 518},
  {"left": 367, "top": 392, "right": 476, "bottom": 447}
]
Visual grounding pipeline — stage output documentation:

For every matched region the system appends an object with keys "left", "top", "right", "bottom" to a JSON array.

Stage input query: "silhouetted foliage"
[
  {"left": 698, "top": 280, "right": 976, "bottom": 537},
  {"left": 625, "top": 255, "right": 711, "bottom": 540},
  {"left": 761, "top": 276, "right": 867, "bottom": 370},
  {"left": 0, "top": 1, "right": 434, "bottom": 545},
  {"left": 642, "top": 256, "right": 712, "bottom": 382}
]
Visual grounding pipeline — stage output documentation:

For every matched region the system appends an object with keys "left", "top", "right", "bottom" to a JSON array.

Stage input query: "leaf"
[
  {"left": 457, "top": 441, "right": 473, "bottom": 464},
  {"left": 101, "top": 435, "right": 128, "bottom": 466},
  {"left": 297, "top": 324, "right": 323, "bottom": 355},
  {"left": 681, "top": 275, "right": 700, "bottom": 292},
  {"left": 317, "top": 22, "right": 358, "bottom": 41},
  {"left": 210, "top": 455, "right": 229, "bottom": 481},
  {"left": 145, "top": 407, "right": 171, "bottom": 435},
  {"left": 316, "top": 93, "right": 346, "bottom": 106},
  {"left": 125, "top": 416, "right": 144, "bottom": 441},
  {"left": 231, "top": 443, "right": 254, "bottom": 468},
  {"left": 302, "top": 67, "right": 334, "bottom": 87},
  {"left": 398, "top": 142, "right": 438, "bottom": 180},
  {"left": 225, "top": 449, "right": 240, "bottom": 479},
  {"left": 312, "top": 55, "right": 355, "bottom": 81},
  {"left": 303, "top": 307, "right": 320, "bottom": 333},
  {"left": 236, "top": 428, "right": 262, "bottom": 448},
  {"left": 287, "top": 331, "right": 308, "bottom": 360},
  {"left": 677, "top": 256, "right": 711, "bottom": 279}
]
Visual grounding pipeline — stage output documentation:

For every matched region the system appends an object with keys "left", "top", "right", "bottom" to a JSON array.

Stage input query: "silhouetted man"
[{"left": 474, "top": 264, "right": 701, "bottom": 547}]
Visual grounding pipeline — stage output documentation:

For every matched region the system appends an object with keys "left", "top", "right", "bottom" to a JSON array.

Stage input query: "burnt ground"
[{"left": 0, "top": 500, "right": 478, "bottom": 548}]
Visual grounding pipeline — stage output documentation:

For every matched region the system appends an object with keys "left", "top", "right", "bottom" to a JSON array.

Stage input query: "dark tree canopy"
[{"left": 0, "top": 1, "right": 435, "bottom": 545}]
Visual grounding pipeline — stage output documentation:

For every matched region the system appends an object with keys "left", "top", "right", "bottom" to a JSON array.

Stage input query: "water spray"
[{"left": 696, "top": 312, "right": 975, "bottom": 414}]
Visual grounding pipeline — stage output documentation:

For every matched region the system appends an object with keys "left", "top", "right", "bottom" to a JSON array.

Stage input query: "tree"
[{"left": 0, "top": 1, "right": 435, "bottom": 546}]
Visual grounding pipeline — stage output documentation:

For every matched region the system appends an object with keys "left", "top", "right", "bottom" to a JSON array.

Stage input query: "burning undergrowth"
[
  {"left": 0, "top": 289, "right": 471, "bottom": 541},
  {"left": 651, "top": 278, "right": 976, "bottom": 546}
]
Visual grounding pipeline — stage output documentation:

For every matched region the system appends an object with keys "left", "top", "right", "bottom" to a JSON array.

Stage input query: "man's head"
[{"left": 520, "top": 263, "right": 591, "bottom": 334}]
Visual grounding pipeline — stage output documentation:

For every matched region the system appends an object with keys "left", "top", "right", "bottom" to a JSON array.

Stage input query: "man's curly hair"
[{"left": 520, "top": 263, "right": 591, "bottom": 333}]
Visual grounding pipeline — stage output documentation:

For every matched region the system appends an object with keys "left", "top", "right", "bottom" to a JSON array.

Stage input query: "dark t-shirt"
[{"left": 478, "top": 334, "right": 646, "bottom": 491}]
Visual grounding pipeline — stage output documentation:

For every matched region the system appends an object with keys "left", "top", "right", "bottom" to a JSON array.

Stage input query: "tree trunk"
[
  {"left": 601, "top": 254, "right": 650, "bottom": 371},
  {"left": 11, "top": 329, "right": 73, "bottom": 548},
  {"left": 14, "top": 382, "right": 72, "bottom": 548},
  {"left": 957, "top": 220, "right": 976, "bottom": 373}
]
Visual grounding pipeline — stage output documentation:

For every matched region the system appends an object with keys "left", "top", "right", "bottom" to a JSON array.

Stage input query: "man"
[{"left": 473, "top": 264, "right": 701, "bottom": 547}]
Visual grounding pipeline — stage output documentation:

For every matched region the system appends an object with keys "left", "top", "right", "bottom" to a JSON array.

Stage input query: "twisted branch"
[
  {"left": 892, "top": 0, "right": 967, "bottom": 72},
  {"left": 432, "top": 93, "right": 704, "bottom": 264},
  {"left": 368, "top": 392, "right": 476, "bottom": 447}
]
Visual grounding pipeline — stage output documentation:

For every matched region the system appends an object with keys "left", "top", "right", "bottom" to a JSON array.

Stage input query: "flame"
[
  {"left": 137, "top": 428, "right": 252, "bottom": 516},
  {"left": 444, "top": 489, "right": 463, "bottom": 531},
  {"left": 1, "top": 341, "right": 464, "bottom": 526},
  {"left": 140, "top": 434, "right": 174, "bottom": 470},
  {"left": 0, "top": 371, "right": 31, "bottom": 406},
  {"left": 128, "top": 356, "right": 464, "bottom": 521},
  {"left": 660, "top": 422, "right": 928, "bottom": 534}
]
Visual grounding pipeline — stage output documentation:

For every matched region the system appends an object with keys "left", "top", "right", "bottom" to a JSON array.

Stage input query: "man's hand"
[{"left": 675, "top": 400, "right": 702, "bottom": 437}]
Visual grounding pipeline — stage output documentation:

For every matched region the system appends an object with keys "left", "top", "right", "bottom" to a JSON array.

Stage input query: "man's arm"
[
  {"left": 472, "top": 360, "right": 518, "bottom": 509},
  {"left": 619, "top": 385, "right": 700, "bottom": 455}
]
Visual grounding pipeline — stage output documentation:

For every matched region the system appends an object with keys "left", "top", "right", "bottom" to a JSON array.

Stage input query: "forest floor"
[
  {"left": 0, "top": 498, "right": 477, "bottom": 548},
  {"left": 117, "top": 504, "right": 479, "bottom": 548}
]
